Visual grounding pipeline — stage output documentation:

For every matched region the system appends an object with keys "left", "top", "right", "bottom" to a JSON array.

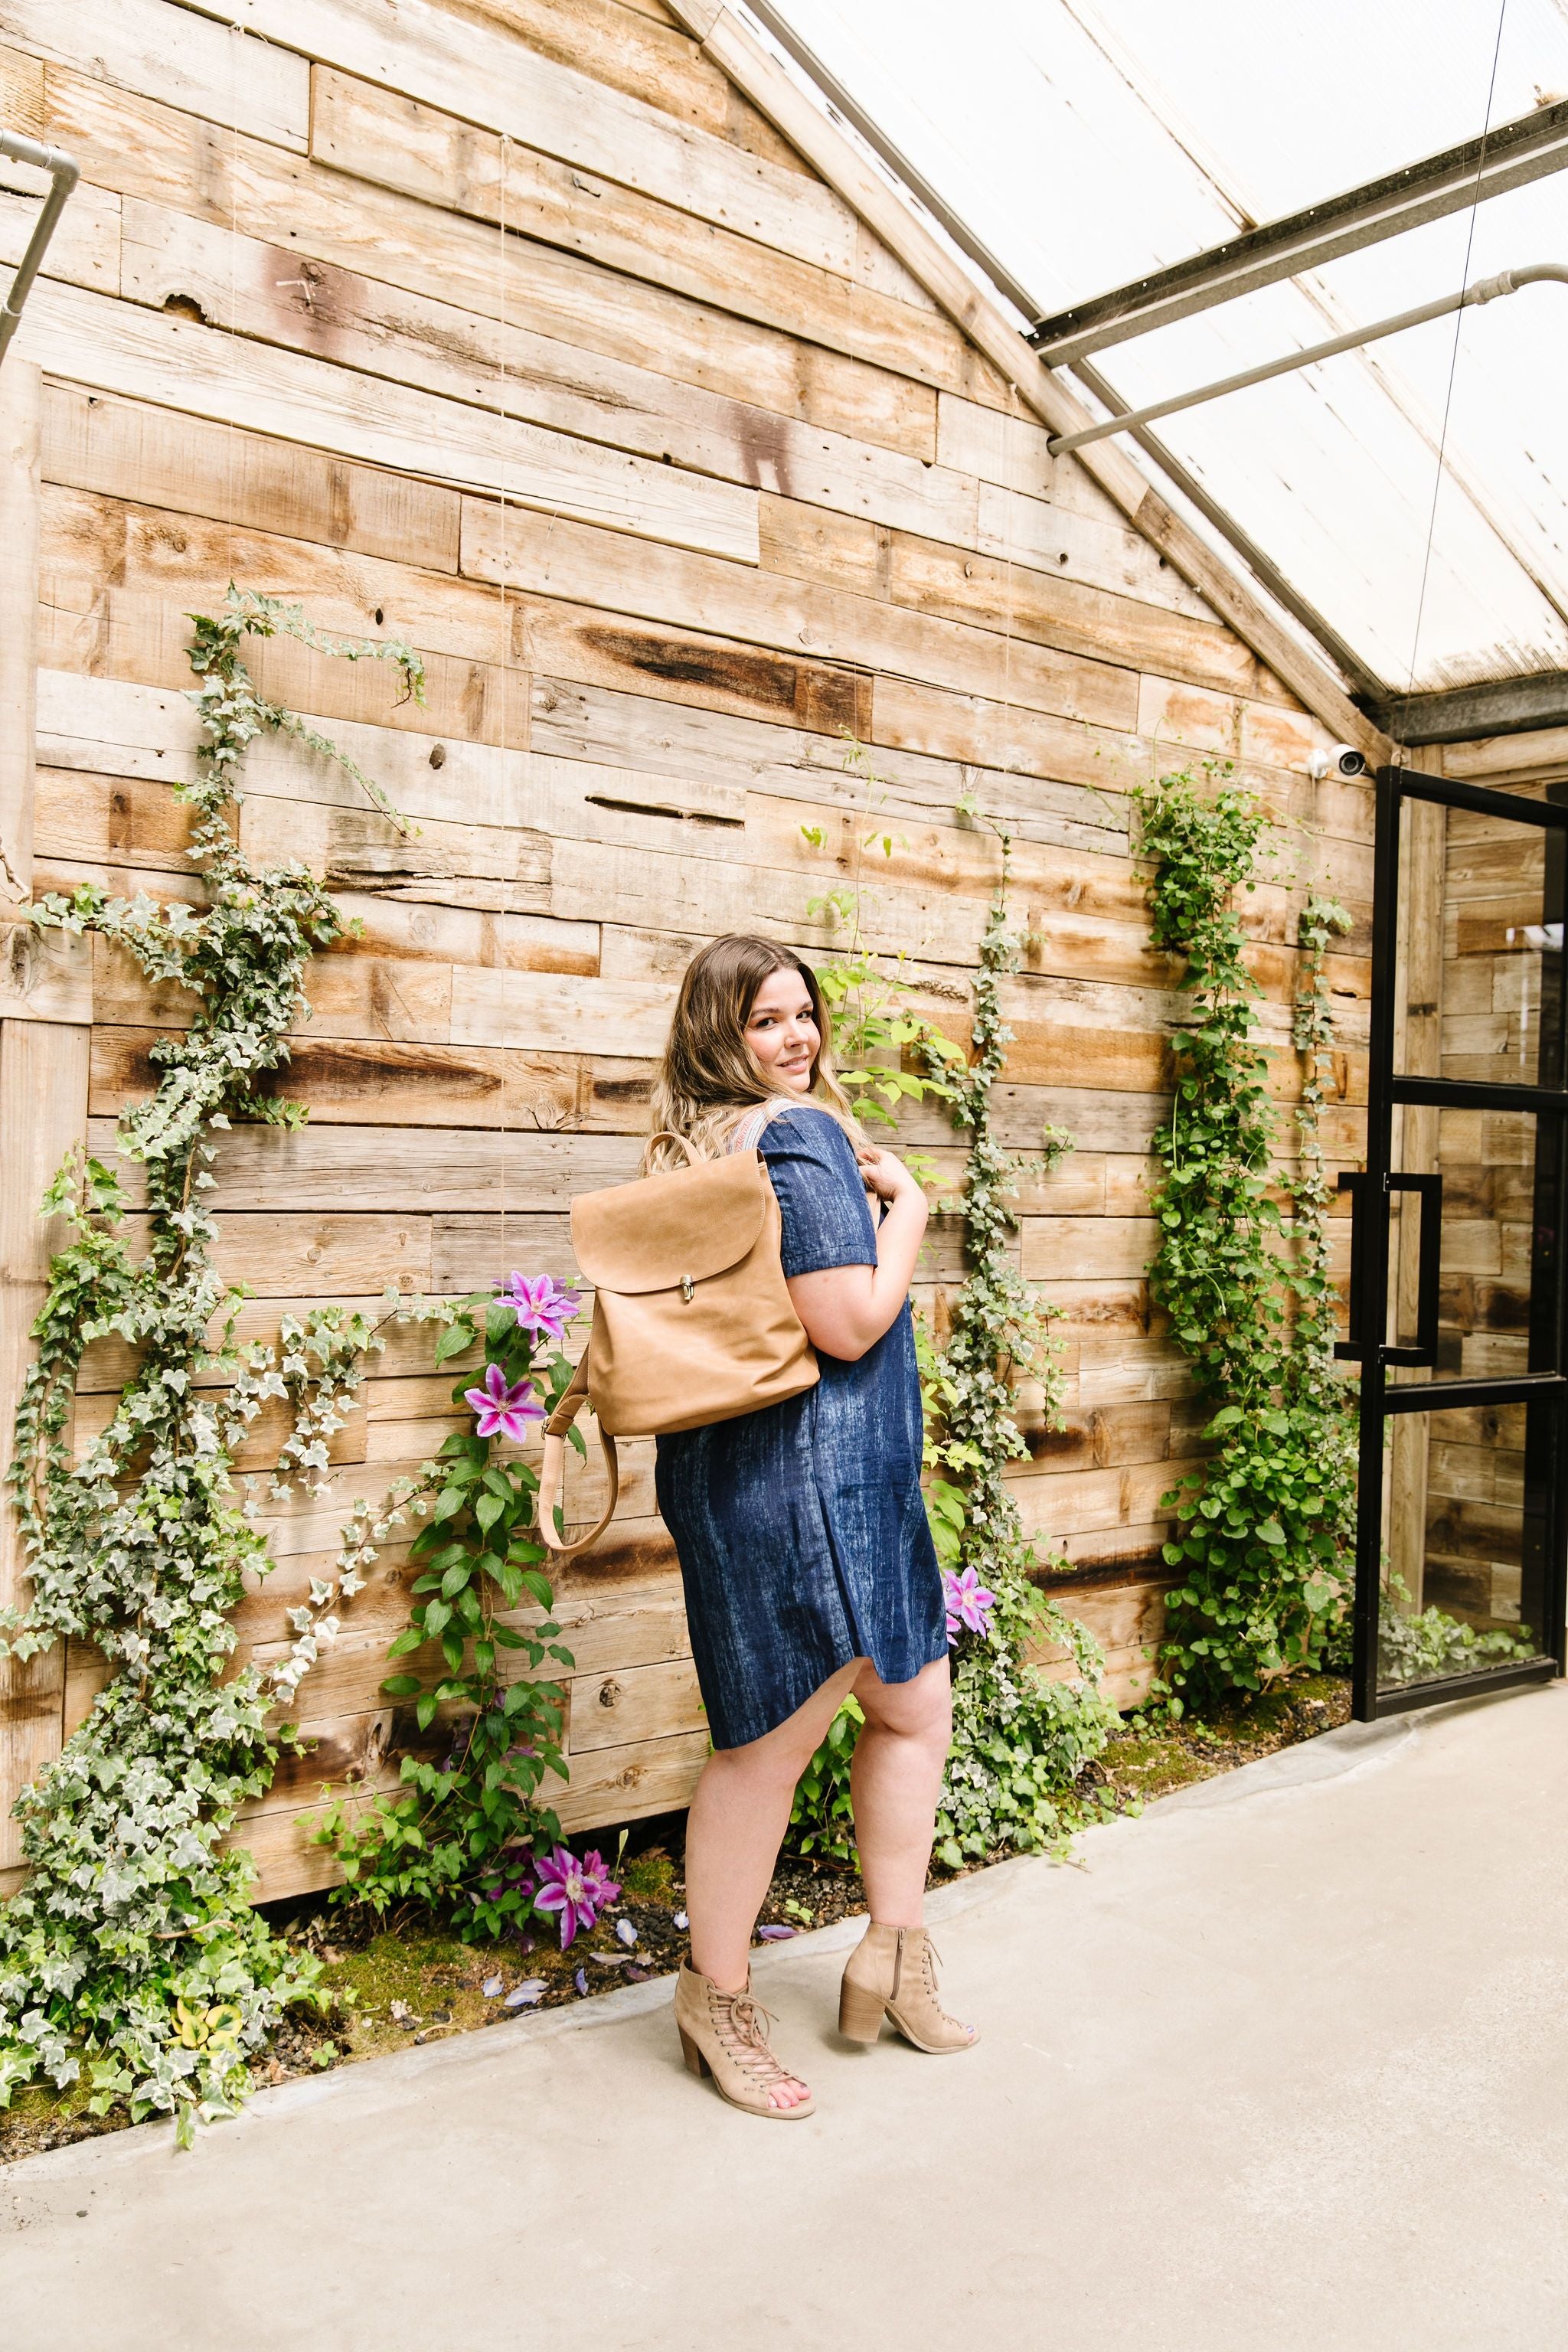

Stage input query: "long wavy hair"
[{"left": 646, "top": 936, "right": 860, "bottom": 1171}]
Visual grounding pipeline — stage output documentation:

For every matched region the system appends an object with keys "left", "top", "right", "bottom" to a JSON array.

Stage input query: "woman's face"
[{"left": 744, "top": 967, "right": 818, "bottom": 1094}]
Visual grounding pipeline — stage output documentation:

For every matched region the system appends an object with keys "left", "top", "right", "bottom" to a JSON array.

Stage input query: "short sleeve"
[{"left": 759, "top": 1108, "right": 877, "bottom": 1278}]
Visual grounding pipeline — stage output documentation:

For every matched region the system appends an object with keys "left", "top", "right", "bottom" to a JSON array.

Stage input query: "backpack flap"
[
  {"left": 569, "top": 1149, "right": 816, "bottom": 1440},
  {"left": 570, "top": 1153, "right": 768, "bottom": 1293}
]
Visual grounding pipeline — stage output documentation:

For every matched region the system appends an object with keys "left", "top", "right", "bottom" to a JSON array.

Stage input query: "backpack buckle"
[{"left": 680, "top": 1274, "right": 694, "bottom": 1303}]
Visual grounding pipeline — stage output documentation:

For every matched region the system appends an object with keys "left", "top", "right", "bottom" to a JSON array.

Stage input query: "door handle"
[
  {"left": 1333, "top": 1169, "right": 1442, "bottom": 1366},
  {"left": 1384, "top": 1171, "right": 1442, "bottom": 1367},
  {"left": 1334, "top": 1169, "right": 1367, "bottom": 1361}
]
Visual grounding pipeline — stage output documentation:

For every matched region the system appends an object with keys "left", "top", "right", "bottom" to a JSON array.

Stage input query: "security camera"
[{"left": 1308, "top": 743, "right": 1369, "bottom": 780}]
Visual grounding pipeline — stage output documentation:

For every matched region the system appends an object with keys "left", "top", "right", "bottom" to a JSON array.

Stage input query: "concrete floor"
[{"left": 3, "top": 1683, "right": 1565, "bottom": 2351}]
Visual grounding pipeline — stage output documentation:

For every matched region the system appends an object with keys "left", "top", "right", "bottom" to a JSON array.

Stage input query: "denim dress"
[{"left": 655, "top": 1106, "right": 946, "bottom": 1751}]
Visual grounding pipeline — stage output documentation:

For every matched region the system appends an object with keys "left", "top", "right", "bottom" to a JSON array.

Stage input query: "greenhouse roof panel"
[{"left": 752, "top": 0, "right": 1568, "bottom": 707}]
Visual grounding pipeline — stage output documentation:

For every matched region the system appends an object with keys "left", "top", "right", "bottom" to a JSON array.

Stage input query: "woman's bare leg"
[
  {"left": 684, "top": 1657, "right": 864, "bottom": 2109},
  {"left": 848, "top": 1655, "right": 952, "bottom": 1927}
]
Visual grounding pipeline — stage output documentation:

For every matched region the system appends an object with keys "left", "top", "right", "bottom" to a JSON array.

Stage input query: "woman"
[{"left": 652, "top": 935, "right": 977, "bottom": 2123}]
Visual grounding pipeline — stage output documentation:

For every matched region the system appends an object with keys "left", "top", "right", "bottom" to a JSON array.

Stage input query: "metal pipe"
[
  {"left": 1048, "top": 264, "right": 1568, "bottom": 456},
  {"left": 0, "top": 126, "right": 80, "bottom": 368},
  {"left": 1067, "top": 351, "right": 1386, "bottom": 701},
  {"left": 1029, "top": 100, "right": 1568, "bottom": 365}
]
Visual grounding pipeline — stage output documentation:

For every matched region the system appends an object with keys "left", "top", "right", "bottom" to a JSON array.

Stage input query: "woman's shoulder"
[{"left": 760, "top": 1102, "right": 856, "bottom": 1159}]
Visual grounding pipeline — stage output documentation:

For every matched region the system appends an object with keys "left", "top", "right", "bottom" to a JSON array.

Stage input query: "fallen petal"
[
  {"left": 505, "top": 1981, "right": 546, "bottom": 2007},
  {"left": 756, "top": 1924, "right": 795, "bottom": 1941},
  {"left": 615, "top": 1918, "right": 638, "bottom": 1948},
  {"left": 573, "top": 1968, "right": 589, "bottom": 1996},
  {"left": 673, "top": 1911, "right": 689, "bottom": 1932},
  {"left": 482, "top": 1977, "right": 503, "bottom": 1999}
]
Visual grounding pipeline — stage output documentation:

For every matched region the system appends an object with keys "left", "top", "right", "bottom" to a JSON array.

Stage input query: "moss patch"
[{"left": 1096, "top": 1675, "right": 1350, "bottom": 1805}]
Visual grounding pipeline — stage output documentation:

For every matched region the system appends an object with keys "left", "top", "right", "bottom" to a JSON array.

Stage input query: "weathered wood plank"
[
  {"left": 444, "top": 0, "right": 733, "bottom": 139},
  {"left": 531, "top": 676, "right": 1127, "bottom": 851},
  {"left": 87, "top": 1119, "right": 644, "bottom": 1211},
  {"left": 34, "top": 60, "right": 936, "bottom": 459},
  {"left": 44, "top": 384, "right": 461, "bottom": 573},
  {"left": 459, "top": 498, "right": 1139, "bottom": 732},
  {"left": 0, "top": 1021, "right": 90, "bottom": 1867},
  {"left": 199, "top": 0, "right": 855, "bottom": 270},
  {"left": 17, "top": 280, "right": 760, "bottom": 562},
  {"left": 765, "top": 498, "right": 1279, "bottom": 705},
  {"left": 0, "top": 359, "right": 41, "bottom": 911},
  {"left": 0, "top": 0, "right": 310, "bottom": 151},
  {"left": 0, "top": 170, "right": 121, "bottom": 298},
  {"left": 309, "top": 67, "right": 971, "bottom": 390},
  {"left": 114, "top": 193, "right": 976, "bottom": 545}
]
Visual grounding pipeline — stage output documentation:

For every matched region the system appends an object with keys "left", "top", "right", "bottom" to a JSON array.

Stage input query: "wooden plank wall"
[{"left": 0, "top": 0, "right": 1370, "bottom": 1901}]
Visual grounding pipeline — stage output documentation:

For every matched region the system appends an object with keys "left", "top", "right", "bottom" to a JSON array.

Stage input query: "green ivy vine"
[
  {"left": 791, "top": 817, "right": 1118, "bottom": 1867},
  {"left": 0, "top": 591, "right": 433, "bottom": 2141},
  {"left": 1135, "top": 770, "right": 1358, "bottom": 1709}
]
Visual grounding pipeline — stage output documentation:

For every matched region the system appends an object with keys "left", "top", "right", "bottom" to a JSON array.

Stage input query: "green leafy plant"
[
  {"left": 789, "top": 825, "right": 1117, "bottom": 1868},
  {"left": 321, "top": 1285, "right": 582, "bottom": 1938},
  {"left": 1136, "top": 773, "right": 1358, "bottom": 1710},
  {"left": 1377, "top": 1573, "right": 1536, "bottom": 1685},
  {"left": 787, "top": 1695, "right": 863, "bottom": 1866},
  {"left": 0, "top": 590, "right": 426, "bottom": 2141}
]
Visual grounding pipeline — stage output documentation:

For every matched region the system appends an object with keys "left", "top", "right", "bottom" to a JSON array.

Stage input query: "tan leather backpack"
[{"left": 537, "top": 1126, "right": 817, "bottom": 1556}]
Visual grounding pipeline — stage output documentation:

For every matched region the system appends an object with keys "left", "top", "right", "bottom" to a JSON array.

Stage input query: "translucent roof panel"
[{"left": 753, "top": 0, "right": 1568, "bottom": 701}]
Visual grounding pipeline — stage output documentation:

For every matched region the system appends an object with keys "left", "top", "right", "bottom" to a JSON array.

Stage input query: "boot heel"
[
  {"left": 838, "top": 1979, "right": 887, "bottom": 2043},
  {"left": 678, "top": 2025, "right": 710, "bottom": 2078}
]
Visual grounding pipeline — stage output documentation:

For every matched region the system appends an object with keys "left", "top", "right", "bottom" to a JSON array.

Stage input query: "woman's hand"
[{"left": 854, "top": 1144, "right": 924, "bottom": 1208}]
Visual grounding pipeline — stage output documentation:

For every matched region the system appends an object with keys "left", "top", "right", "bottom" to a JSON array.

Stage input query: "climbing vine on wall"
[
  {"left": 1135, "top": 770, "right": 1357, "bottom": 1709},
  {"left": 791, "top": 819, "right": 1118, "bottom": 1866},
  {"left": 0, "top": 590, "right": 434, "bottom": 2141},
  {"left": 923, "top": 837, "right": 1119, "bottom": 1862}
]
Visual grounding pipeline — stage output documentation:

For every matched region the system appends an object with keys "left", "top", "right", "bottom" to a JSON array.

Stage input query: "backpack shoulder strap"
[
  {"left": 537, "top": 1357, "right": 619, "bottom": 1557},
  {"left": 727, "top": 1099, "right": 790, "bottom": 1156}
]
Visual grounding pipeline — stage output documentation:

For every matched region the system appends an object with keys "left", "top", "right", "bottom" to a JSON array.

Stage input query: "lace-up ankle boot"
[
  {"left": 674, "top": 1961, "right": 815, "bottom": 2120},
  {"left": 838, "top": 1922, "right": 978, "bottom": 2053}
]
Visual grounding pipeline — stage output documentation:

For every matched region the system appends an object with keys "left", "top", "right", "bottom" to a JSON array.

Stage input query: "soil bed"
[{"left": 0, "top": 1675, "right": 1349, "bottom": 2164}]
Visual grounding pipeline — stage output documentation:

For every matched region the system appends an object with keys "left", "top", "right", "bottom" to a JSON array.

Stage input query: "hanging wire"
[{"left": 1400, "top": 0, "right": 1513, "bottom": 750}]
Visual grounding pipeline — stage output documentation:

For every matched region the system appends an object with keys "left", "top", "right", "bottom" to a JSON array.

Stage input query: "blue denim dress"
[{"left": 655, "top": 1106, "right": 946, "bottom": 1750}]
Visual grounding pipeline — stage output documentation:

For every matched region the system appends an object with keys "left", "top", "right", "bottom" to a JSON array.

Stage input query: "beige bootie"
[
  {"left": 838, "top": 1922, "right": 978, "bottom": 2053},
  {"left": 674, "top": 1961, "right": 816, "bottom": 2120}
]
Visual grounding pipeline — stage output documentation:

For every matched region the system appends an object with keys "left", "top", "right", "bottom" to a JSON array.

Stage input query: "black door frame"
[{"left": 1345, "top": 764, "right": 1568, "bottom": 1720}]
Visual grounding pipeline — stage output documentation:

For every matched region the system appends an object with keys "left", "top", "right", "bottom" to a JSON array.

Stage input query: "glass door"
[{"left": 1343, "top": 766, "right": 1568, "bottom": 1718}]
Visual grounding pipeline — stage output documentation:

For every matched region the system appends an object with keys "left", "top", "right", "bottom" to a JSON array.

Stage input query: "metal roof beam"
[
  {"left": 1029, "top": 99, "right": 1568, "bottom": 364},
  {"left": 1369, "top": 669, "right": 1568, "bottom": 745}
]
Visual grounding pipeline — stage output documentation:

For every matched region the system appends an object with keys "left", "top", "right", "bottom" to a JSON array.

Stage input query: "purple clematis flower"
[
  {"left": 464, "top": 1362, "right": 545, "bottom": 1443},
  {"left": 498, "top": 1272, "right": 581, "bottom": 1345},
  {"left": 532, "top": 1845, "right": 622, "bottom": 1951},
  {"left": 942, "top": 1564, "right": 998, "bottom": 1643}
]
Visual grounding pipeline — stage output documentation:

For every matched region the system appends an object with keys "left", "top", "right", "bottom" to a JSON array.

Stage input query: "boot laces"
[
  {"left": 714, "top": 1989, "right": 792, "bottom": 2085},
  {"left": 913, "top": 1932, "right": 962, "bottom": 2028}
]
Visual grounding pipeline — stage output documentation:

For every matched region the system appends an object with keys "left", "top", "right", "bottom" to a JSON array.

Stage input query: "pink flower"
[
  {"left": 499, "top": 1272, "right": 580, "bottom": 1345},
  {"left": 464, "top": 1362, "right": 545, "bottom": 1442},
  {"left": 532, "top": 1845, "right": 621, "bottom": 1950},
  {"left": 942, "top": 1564, "right": 997, "bottom": 1643}
]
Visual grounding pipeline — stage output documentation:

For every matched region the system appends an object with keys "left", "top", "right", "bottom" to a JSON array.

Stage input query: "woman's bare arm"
[{"left": 786, "top": 1145, "right": 928, "bottom": 1363}]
